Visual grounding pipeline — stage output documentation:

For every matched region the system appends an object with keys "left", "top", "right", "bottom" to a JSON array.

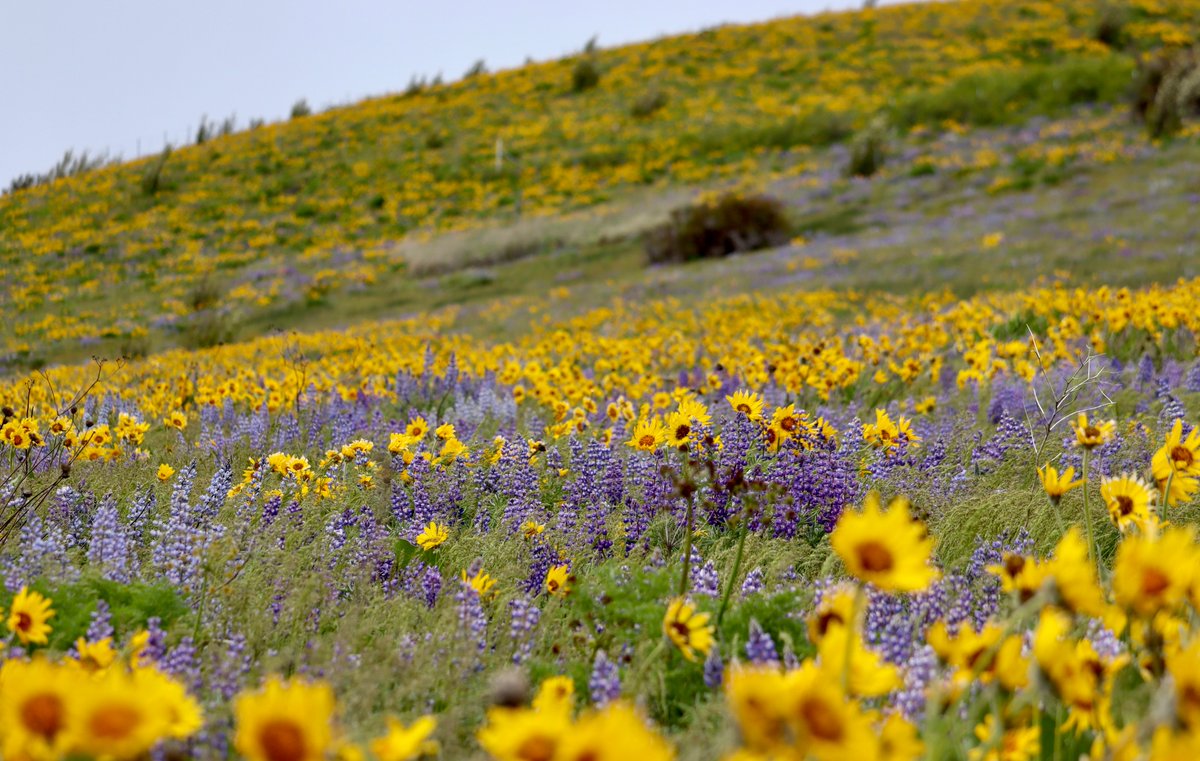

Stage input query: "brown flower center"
[
  {"left": 89, "top": 704, "right": 140, "bottom": 741},
  {"left": 516, "top": 735, "right": 557, "bottom": 761},
  {"left": 1115, "top": 495, "right": 1134, "bottom": 516},
  {"left": 1171, "top": 445, "right": 1195, "bottom": 468},
  {"left": 675, "top": 424, "right": 690, "bottom": 440},
  {"left": 736, "top": 404, "right": 752, "bottom": 414},
  {"left": 1142, "top": 567, "right": 1171, "bottom": 597},
  {"left": 15, "top": 611, "right": 32, "bottom": 632},
  {"left": 799, "top": 697, "right": 844, "bottom": 742},
  {"left": 638, "top": 434, "right": 656, "bottom": 448},
  {"left": 21, "top": 694, "right": 64, "bottom": 739},
  {"left": 259, "top": 720, "right": 307, "bottom": 761},
  {"left": 856, "top": 541, "right": 894, "bottom": 573}
]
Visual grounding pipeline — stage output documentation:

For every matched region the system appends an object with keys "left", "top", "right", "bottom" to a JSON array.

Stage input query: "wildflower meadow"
[{"left": 4, "top": 0, "right": 1200, "bottom": 759}]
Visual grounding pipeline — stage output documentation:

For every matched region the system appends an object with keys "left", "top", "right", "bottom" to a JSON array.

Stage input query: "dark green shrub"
[
  {"left": 645, "top": 194, "right": 790, "bottom": 265},
  {"left": 140, "top": 146, "right": 172, "bottom": 196},
  {"left": 464, "top": 59, "right": 488, "bottom": 79},
  {"left": 630, "top": 88, "right": 669, "bottom": 118},
  {"left": 1093, "top": 3, "right": 1130, "bottom": 49},
  {"left": 571, "top": 58, "right": 601, "bottom": 93},
  {"left": 1134, "top": 48, "right": 1200, "bottom": 137},
  {"left": 845, "top": 119, "right": 889, "bottom": 178},
  {"left": 290, "top": 99, "right": 312, "bottom": 119}
]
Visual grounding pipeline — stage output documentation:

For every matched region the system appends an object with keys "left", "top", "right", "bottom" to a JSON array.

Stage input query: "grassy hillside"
[{"left": 3, "top": 0, "right": 1198, "bottom": 369}]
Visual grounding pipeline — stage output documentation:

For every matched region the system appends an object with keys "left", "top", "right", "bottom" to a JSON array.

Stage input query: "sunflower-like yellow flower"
[
  {"left": 1099, "top": 473, "right": 1156, "bottom": 532},
  {"left": 133, "top": 667, "right": 204, "bottom": 740},
  {"left": 861, "top": 408, "right": 919, "bottom": 450},
  {"left": 987, "top": 552, "right": 1047, "bottom": 603},
  {"left": 462, "top": 569, "right": 498, "bottom": 598},
  {"left": 157, "top": 463, "right": 176, "bottom": 482},
  {"left": 415, "top": 521, "right": 449, "bottom": 551},
  {"left": 726, "top": 390, "right": 764, "bottom": 422},
  {"left": 73, "top": 636, "right": 118, "bottom": 673},
  {"left": 724, "top": 665, "right": 790, "bottom": 753},
  {"left": 234, "top": 676, "right": 335, "bottom": 761},
  {"left": 558, "top": 702, "right": 675, "bottom": 761},
  {"left": 405, "top": 417, "right": 429, "bottom": 439},
  {"left": 521, "top": 520, "right": 545, "bottom": 539},
  {"left": 68, "top": 667, "right": 174, "bottom": 760},
  {"left": 662, "top": 597, "right": 714, "bottom": 662},
  {"left": 1153, "top": 419, "right": 1200, "bottom": 482},
  {"left": 1037, "top": 463, "right": 1082, "bottom": 504},
  {"left": 370, "top": 715, "right": 438, "bottom": 761},
  {"left": 1113, "top": 525, "right": 1199, "bottom": 618},
  {"left": 807, "top": 583, "right": 860, "bottom": 645},
  {"left": 7, "top": 587, "right": 54, "bottom": 645},
  {"left": 0, "top": 658, "right": 75, "bottom": 760},
  {"left": 545, "top": 564, "right": 572, "bottom": 597},
  {"left": 783, "top": 660, "right": 879, "bottom": 760},
  {"left": 831, "top": 492, "right": 938, "bottom": 593},
  {"left": 1047, "top": 527, "right": 1105, "bottom": 617},
  {"left": 627, "top": 418, "right": 666, "bottom": 452},
  {"left": 477, "top": 704, "right": 570, "bottom": 761},
  {"left": 816, "top": 624, "right": 902, "bottom": 698},
  {"left": 163, "top": 410, "right": 188, "bottom": 431},
  {"left": 1071, "top": 413, "right": 1115, "bottom": 450}
]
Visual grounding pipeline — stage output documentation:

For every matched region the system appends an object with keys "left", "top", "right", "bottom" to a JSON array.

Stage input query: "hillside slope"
[{"left": 1, "top": 0, "right": 1198, "bottom": 370}]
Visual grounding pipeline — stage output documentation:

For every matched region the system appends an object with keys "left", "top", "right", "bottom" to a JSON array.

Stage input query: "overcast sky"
[{"left": 2, "top": 1, "right": 885, "bottom": 186}]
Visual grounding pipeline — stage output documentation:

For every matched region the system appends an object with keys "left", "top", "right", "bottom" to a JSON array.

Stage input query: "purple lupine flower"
[
  {"left": 589, "top": 649, "right": 621, "bottom": 707},
  {"left": 509, "top": 596, "right": 541, "bottom": 665},
  {"left": 692, "top": 560, "right": 720, "bottom": 598},
  {"left": 703, "top": 646, "right": 725, "bottom": 689},
  {"left": 87, "top": 493, "right": 136, "bottom": 582},
  {"left": 745, "top": 619, "right": 779, "bottom": 665},
  {"left": 741, "top": 568, "right": 765, "bottom": 597},
  {"left": 455, "top": 580, "right": 488, "bottom": 669},
  {"left": 892, "top": 644, "right": 938, "bottom": 720},
  {"left": 421, "top": 566, "right": 442, "bottom": 608},
  {"left": 161, "top": 636, "right": 203, "bottom": 693},
  {"left": 87, "top": 600, "right": 114, "bottom": 642}
]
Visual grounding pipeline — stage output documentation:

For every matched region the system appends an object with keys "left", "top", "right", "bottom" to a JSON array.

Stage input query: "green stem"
[
  {"left": 716, "top": 518, "right": 749, "bottom": 627},
  {"left": 1081, "top": 449, "right": 1100, "bottom": 577},
  {"left": 679, "top": 495, "right": 696, "bottom": 598},
  {"left": 841, "top": 586, "right": 865, "bottom": 693},
  {"left": 1163, "top": 470, "right": 1175, "bottom": 522}
]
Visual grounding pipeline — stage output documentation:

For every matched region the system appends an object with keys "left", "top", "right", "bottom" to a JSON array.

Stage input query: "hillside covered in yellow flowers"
[{"left": 3, "top": 0, "right": 1199, "bottom": 372}]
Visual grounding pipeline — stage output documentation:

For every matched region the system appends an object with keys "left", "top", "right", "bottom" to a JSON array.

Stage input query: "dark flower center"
[
  {"left": 856, "top": 541, "right": 894, "bottom": 573},
  {"left": 21, "top": 694, "right": 64, "bottom": 739}
]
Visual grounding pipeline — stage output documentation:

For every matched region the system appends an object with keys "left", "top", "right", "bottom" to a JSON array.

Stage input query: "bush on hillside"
[
  {"left": 572, "top": 58, "right": 602, "bottom": 93},
  {"left": 290, "top": 99, "right": 312, "bottom": 119},
  {"left": 1133, "top": 48, "right": 1200, "bottom": 138},
  {"left": 1093, "top": 3, "right": 1131, "bottom": 49},
  {"left": 630, "top": 88, "right": 669, "bottom": 118},
  {"left": 645, "top": 194, "right": 790, "bottom": 265},
  {"left": 845, "top": 119, "right": 889, "bottom": 178}
]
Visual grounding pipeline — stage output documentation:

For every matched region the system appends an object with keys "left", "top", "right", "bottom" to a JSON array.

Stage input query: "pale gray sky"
[{"left": 2, "top": 1, "right": 882, "bottom": 186}]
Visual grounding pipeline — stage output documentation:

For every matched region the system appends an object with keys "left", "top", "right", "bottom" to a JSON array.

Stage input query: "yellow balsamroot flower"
[
  {"left": 415, "top": 521, "right": 449, "bottom": 551},
  {"left": 477, "top": 705, "right": 570, "bottom": 761},
  {"left": 1099, "top": 473, "right": 1156, "bottom": 532},
  {"left": 369, "top": 715, "right": 438, "bottom": 761},
  {"left": 545, "top": 564, "right": 572, "bottom": 597},
  {"left": 1167, "top": 638, "right": 1200, "bottom": 731},
  {"left": 665, "top": 410, "right": 693, "bottom": 449},
  {"left": 387, "top": 432, "right": 415, "bottom": 455},
  {"left": 163, "top": 410, "right": 188, "bottom": 431},
  {"left": 662, "top": 597, "right": 715, "bottom": 662},
  {"left": 1047, "top": 527, "right": 1105, "bottom": 617},
  {"left": 157, "top": 463, "right": 176, "bottom": 482},
  {"left": 1113, "top": 526, "right": 1200, "bottom": 618},
  {"left": 1071, "top": 413, "right": 1115, "bottom": 450},
  {"left": 1153, "top": 419, "right": 1200, "bottom": 481},
  {"left": 724, "top": 665, "right": 790, "bottom": 752},
  {"left": 928, "top": 620, "right": 1028, "bottom": 692},
  {"left": 462, "top": 569, "right": 498, "bottom": 598},
  {"left": 532, "top": 676, "right": 576, "bottom": 715},
  {"left": 1037, "top": 463, "right": 1083, "bottom": 504},
  {"left": 782, "top": 660, "right": 878, "bottom": 760},
  {"left": 557, "top": 702, "right": 674, "bottom": 761},
  {"left": 520, "top": 520, "right": 545, "bottom": 539},
  {"left": 68, "top": 667, "right": 173, "bottom": 760},
  {"left": 879, "top": 712, "right": 925, "bottom": 761},
  {"left": 73, "top": 636, "right": 118, "bottom": 673},
  {"left": 406, "top": 417, "right": 429, "bottom": 439},
  {"left": 831, "top": 492, "right": 938, "bottom": 593},
  {"left": 434, "top": 422, "right": 456, "bottom": 441},
  {"left": 807, "top": 583, "right": 860, "bottom": 645},
  {"left": 987, "top": 552, "right": 1047, "bottom": 603},
  {"left": 969, "top": 715, "right": 1038, "bottom": 761},
  {"left": 132, "top": 667, "right": 204, "bottom": 740},
  {"left": 816, "top": 624, "right": 902, "bottom": 698},
  {"left": 726, "top": 390, "right": 764, "bottom": 422},
  {"left": 234, "top": 676, "right": 335, "bottom": 761},
  {"left": 0, "top": 657, "right": 75, "bottom": 760},
  {"left": 627, "top": 418, "right": 666, "bottom": 452},
  {"left": 7, "top": 586, "right": 54, "bottom": 645}
]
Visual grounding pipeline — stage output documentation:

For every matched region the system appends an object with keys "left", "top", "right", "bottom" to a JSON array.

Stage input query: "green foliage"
[
  {"left": 1093, "top": 2, "right": 1131, "bottom": 49},
  {"left": 891, "top": 55, "right": 1135, "bottom": 129},
  {"left": 690, "top": 107, "right": 856, "bottom": 154},
  {"left": 140, "top": 146, "right": 173, "bottom": 197},
  {"left": 4, "top": 577, "right": 187, "bottom": 650},
  {"left": 630, "top": 87, "right": 669, "bottom": 119},
  {"left": 571, "top": 58, "right": 602, "bottom": 93},
  {"left": 845, "top": 119, "right": 889, "bottom": 178},
  {"left": 290, "top": 99, "right": 312, "bottom": 119},
  {"left": 645, "top": 194, "right": 791, "bottom": 265},
  {"left": 1133, "top": 47, "right": 1200, "bottom": 138}
]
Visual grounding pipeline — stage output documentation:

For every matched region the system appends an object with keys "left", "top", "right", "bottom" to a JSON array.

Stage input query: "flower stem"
[
  {"left": 679, "top": 494, "right": 696, "bottom": 598},
  {"left": 1163, "top": 470, "right": 1175, "bottom": 522},
  {"left": 716, "top": 516, "right": 749, "bottom": 627},
  {"left": 1081, "top": 449, "right": 1101, "bottom": 577}
]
